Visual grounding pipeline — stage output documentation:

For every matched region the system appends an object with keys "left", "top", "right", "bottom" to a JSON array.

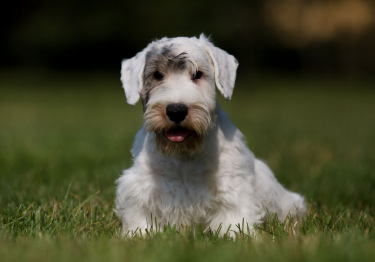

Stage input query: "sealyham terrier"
[{"left": 115, "top": 34, "right": 306, "bottom": 237}]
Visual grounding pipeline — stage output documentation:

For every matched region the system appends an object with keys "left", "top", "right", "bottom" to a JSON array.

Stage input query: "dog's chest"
[
  {"left": 149, "top": 172, "right": 217, "bottom": 225},
  {"left": 149, "top": 157, "right": 217, "bottom": 210}
]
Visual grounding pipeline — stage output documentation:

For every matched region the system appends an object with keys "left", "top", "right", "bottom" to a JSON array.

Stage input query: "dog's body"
[{"left": 116, "top": 35, "right": 305, "bottom": 236}]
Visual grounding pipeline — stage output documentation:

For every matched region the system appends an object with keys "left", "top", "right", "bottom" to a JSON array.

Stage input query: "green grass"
[{"left": 1, "top": 70, "right": 375, "bottom": 261}]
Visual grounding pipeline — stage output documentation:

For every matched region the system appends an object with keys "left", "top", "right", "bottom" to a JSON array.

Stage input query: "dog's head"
[{"left": 121, "top": 34, "right": 238, "bottom": 157}]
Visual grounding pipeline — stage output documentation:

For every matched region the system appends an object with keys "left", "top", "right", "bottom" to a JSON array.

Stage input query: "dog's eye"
[
  {"left": 193, "top": 71, "right": 203, "bottom": 80},
  {"left": 153, "top": 71, "right": 164, "bottom": 80}
]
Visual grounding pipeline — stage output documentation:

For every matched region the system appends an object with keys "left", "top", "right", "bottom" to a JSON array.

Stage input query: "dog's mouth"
[{"left": 165, "top": 127, "right": 191, "bottom": 142}]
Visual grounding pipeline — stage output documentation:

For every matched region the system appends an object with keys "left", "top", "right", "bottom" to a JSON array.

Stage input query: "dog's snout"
[{"left": 166, "top": 104, "right": 188, "bottom": 123}]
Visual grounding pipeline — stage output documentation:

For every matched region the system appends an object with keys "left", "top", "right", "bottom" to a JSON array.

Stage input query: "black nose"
[{"left": 166, "top": 103, "right": 188, "bottom": 123}]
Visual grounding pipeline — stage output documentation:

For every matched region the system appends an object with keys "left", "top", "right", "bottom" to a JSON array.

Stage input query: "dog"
[{"left": 115, "top": 34, "right": 306, "bottom": 237}]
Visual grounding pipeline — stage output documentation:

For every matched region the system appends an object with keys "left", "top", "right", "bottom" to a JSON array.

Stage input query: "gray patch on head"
[
  {"left": 145, "top": 47, "right": 191, "bottom": 77},
  {"left": 145, "top": 47, "right": 158, "bottom": 62},
  {"left": 161, "top": 44, "right": 174, "bottom": 57},
  {"left": 145, "top": 43, "right": 175, "bottom": 63}
]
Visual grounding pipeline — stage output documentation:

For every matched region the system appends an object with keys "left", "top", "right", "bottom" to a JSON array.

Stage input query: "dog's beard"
[{"left": 144, "top": 103, "right": 215, "bottom": 157}]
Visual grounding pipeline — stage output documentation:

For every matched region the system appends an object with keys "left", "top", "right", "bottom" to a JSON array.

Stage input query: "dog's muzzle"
[{"left": 165, "top": 103, "right": 190, "bottom": 142}]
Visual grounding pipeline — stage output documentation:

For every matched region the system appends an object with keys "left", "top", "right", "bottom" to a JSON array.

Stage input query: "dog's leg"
[
  {"left": 116, "top": 166, "right": 154, "bottom": 236},
  {"left": 254, "top": 159, "right": 306, "bottom": 219}
]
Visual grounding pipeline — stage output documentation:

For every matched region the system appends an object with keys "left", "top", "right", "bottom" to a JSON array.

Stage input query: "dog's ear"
[
  {"left": 120, "top": 50, "right": 147, "bottom": 105},
  {"left": 199, "top": 34, "right": 239, "bottom": 100}
]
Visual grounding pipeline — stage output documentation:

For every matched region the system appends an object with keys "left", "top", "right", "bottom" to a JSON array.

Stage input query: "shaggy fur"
[{"left": 116, "top": 34, "right": 306, "bottom": 237}]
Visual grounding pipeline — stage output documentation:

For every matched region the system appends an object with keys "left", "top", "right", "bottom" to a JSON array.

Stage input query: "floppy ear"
[
  {"left": 120, "top": 50, "right": 147, "bottom": 105},
  {"left": 199, "top": 34, "right": 239, "bottom": 100}
]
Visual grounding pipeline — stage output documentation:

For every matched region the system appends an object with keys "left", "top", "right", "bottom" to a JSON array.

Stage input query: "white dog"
[{"left": 116, "top": 34, "right": 306, "bottom": 237}]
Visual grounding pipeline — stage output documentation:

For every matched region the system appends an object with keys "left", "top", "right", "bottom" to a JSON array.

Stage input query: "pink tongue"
[{"left": 165, "top": 129, "right": 189, "bottom": 142}]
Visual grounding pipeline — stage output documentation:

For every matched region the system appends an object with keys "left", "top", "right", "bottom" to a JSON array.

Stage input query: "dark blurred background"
[{"left": 1, "top": 0, "right": 375, "bottom": 76}]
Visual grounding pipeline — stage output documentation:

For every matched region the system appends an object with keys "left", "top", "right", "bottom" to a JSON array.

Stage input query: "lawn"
[{"left": 1, "top": 70, "right": 374, "bottom": 261}]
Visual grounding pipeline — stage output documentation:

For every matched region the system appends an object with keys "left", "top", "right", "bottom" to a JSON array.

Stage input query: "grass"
[{"left": 0, "top": 70, "right": 375, "bottom": 261}]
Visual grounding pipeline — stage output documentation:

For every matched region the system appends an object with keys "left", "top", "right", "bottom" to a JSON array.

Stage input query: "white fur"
[{"left": 116, "top": 35, "right": 306, "bottom": 237}]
